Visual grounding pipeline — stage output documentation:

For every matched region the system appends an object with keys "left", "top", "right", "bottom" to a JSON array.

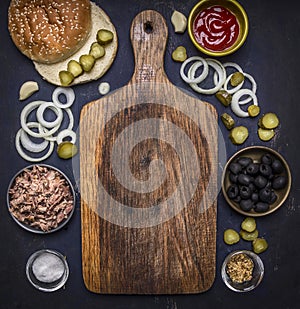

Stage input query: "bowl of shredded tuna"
[{"left": 7, "top": 164, "right": 75, "bottom": 233}]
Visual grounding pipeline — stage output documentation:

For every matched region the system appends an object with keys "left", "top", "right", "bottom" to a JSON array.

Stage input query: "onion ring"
[
  {"left": 238, "top": 73, "right": 257, "bottom": 105},
  {"left": 20, "top": 122, "right": 49, "bottom": 153},
  {"left": 56, "top": 129, "right": 77, "bottom": 145},
  {"left": 15, "top": 128, "right": 54, "bottom": 162},
  {"left": 180, "top": 56, "right": 209, "bottom": 84},
  {"left": 231, "top": 89, "right": 258, "bottom": 117},
  {"left": 36, "top": 102, "right": 63, "bottom": 128},
  {"left": 52, "top": 87, "right": 75, "bottom": 109},
  {"left": 188, "top": 58, "right": 226, "bottom": 94},
  {"left": 41, "top": 108, "right": 75, "bottom": 142}
]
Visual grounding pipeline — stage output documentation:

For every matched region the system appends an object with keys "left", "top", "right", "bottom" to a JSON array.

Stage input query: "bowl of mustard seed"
[{"left": 221, "top": 250, "right": 264, "bottom": 292}]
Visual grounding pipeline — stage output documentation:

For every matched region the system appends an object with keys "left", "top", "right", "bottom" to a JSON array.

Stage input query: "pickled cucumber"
[
  {"left": 230, "top": 126, "right": 249, "bottom": 145},
  {"left": 221, "top": 113, "right": 235, "bottom": 130},
  {"left": 216, "top": 90, "right": 232, "bottom": 106}
]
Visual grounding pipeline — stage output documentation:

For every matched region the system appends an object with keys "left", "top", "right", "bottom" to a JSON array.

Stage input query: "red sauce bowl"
[{"left": 188, "top": 0, "right": 248, "bottom": 56}]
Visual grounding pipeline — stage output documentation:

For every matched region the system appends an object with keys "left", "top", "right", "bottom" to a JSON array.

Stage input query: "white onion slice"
[
  {"left": 52, "top": 87, "right": 75, "bottom": 109},
  {"left": 231, "top": 89, "right": 258, "bottom": 117},
  {"left": 189, "top": 58, "right": 226, "bottom": 95},
  {"left": 20, "top": 122, "right": 49, "bottom": 153},
  {"left": 238, "top": 73, "right": 257, "bottom": 105},
  {"left": 223, "top": 62, "right": 244, "bottom": 72},
  {"left": 180, "top": 56, "right": 209, "bottom": 84},
  {"left": 36, "top": 102, "right": 63, "bottom": 128},
  {"left": 41, "top": 108, "right": 74, "bottom": 142},
  {"left": 15, "top": 128, "right": 54, "bottom": 162},
  {"left": 56, "top": 129, "right": 77, "bottom": 145}
]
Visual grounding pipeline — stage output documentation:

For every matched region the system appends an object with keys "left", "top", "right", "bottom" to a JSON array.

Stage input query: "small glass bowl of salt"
[{"left": 26, "top": 249, "right": 69, "bottom": 292}]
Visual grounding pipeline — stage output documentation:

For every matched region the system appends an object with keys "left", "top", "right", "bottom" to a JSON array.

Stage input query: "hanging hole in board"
[{"left": 144, "top": 21, "right": 153, "bottom": 33}]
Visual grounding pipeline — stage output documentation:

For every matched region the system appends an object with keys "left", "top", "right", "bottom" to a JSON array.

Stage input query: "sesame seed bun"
[
  {"left": 8, "top": 0, "right": 92, "bottom": 64},
  {"left": 33, "top": 2, "right": 118, "bottom": 86}
]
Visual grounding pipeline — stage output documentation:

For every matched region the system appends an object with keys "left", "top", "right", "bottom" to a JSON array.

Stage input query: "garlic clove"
[
  {"left": 171, "top": 10, "right": 187, "bottom": 33},
  {"left": 19, "top": 81, "right": 39, "bottom": 100}
]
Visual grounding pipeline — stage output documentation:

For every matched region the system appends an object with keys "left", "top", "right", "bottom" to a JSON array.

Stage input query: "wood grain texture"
[{"left": 80, "top": 10, "right": 218, "bottom": 294}]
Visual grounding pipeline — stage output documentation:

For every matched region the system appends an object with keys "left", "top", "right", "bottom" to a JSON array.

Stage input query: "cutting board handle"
[{"left": 129, "top": 10, "right": 169, "bottom": 84}]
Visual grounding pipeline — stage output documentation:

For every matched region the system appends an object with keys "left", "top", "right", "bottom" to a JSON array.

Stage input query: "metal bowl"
[
  {"left": 221, "top": 250, "right": 264, "bottom": 292},
  {"left": 222, "top": 146, "right": 291, "bottom": 217},
  {"left": 26, "top": 249, "right": 69, "bottom": 292},
  {"left": 7, "top": 164, "right": 75, "bottom": 234},
  {"left": 188, "top": 0, "right": 249, "bottom": 56}
]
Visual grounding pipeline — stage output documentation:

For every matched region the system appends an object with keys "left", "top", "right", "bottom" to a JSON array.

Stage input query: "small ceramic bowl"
[
  {"left": 26, "top": 249, "right": 69, "bottom": 292},
  {"left": 188, "top": 0, "right": 249, "bottom": 56},
  {"left": 7, "top": 164, "right": 75, "bottom": 234},
  {"left": 222, "top": 146, "right": 291, "bottom": 217},
  {"left": 221, "top": 250, "right": 264, "bottom": 292}
]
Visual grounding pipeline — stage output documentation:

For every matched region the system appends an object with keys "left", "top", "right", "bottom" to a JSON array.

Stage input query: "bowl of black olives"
[{"left": 222, "top": 146, "right": 291, "bottom": 216}]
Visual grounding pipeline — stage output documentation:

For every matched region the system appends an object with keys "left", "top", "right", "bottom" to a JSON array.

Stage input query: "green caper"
[
  {"left": 89, "top": 42, "right": 105, "bottom": 59},
  {"left": 230, "top": 72, "right": 244, "bottom": 86},
  {"left": 59, "top": 70, "right": 74, "bottom": 86},
  {"left": 252, "top": 238, "right": 268, "bottom": 254},
  {"left": 258, "top": 128, "right": 275, "bottom": 141},
  {"left": 241, "top": 217, "right": 256, "bottom": 233},
  {"left": 224, "top": 229, "right": 240, "bottom": 245},
  {"left": 171, "top": 46, "right": 187, "bottom": 62},
  {"left": 229, "top": 126, "right": 249, "bottom": 145},
  {"left": 216, "top": 90, "right": 232, "bottom": 106},
  {"left": 240, "top": 229, "right": 259, "bottom": 241},
  {"left": 97, "top": 29, "right": 114, "bottom": 45},
  {"left": 248, "top": 105, "right": 260, "bottom": 117},
  {"left": 79, "top": 54, "right": 95, "bottom": 72},
  {"left": 57, "top": 141, "right": 78, "bottom": 159},
  {"left": 221, "top": 113, "right": 235, "bottom": 130},
  {"left": 67, "top": 60, "right": 83, "bottom": 78},
  {"left": 259, "top": 113, "right": 280, "bottom": 129}
]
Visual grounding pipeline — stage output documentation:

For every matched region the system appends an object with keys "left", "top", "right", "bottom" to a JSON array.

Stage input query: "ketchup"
[{"left": 193, "top": 5, "right": 240, "bottom": 52}]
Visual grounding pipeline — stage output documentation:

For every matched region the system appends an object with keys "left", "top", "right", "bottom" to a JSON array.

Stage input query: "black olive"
[
  {"left": 251, "top": 192, "right": 259, "bottom": 203},
  {"left": 229, "top": 172, "right": 238, "bottom": 183},
  {"left": 233, "top": 196, "right": 241, "bottom": 203},
  {"left": 240, "top": 186, "right": 252, "bottom": 199},
  {"left": 227, "top": 184, "right": 239, "bottom": 199},
  {"left": 254, "top": 175, "right": 268, "bottom": 189},
  {"left": 254, "top": 202, "right": 270, "bottom": 213},
  {"left": 269, "top": 191, "right": 278, "bottom": 204},
  {"left": 259, "top": 163, "right": 273, "bottom": 178},
  {"left": 246, "top": 163, "right": 260, "bottom": 175},
  {"left": 261, "top": 153, "right": 274, "bottom": 165},
  {"left": 237, "top": 156, "right": 253, "bottom": 167},
  {"left": 271, "top": 159, "right": 284, "bottom": 174},
  {"left": 272, "top": 175, "right": 288, "bottom": 190},
  {"left": 237, "top": 174, "right": 253, "bottom": 186},
  {"left": 239, "top": 199, "right": 254, "bottom": 211},
  {"left": 229, "top": 162, "right": 242, "bottom": 174},
  {"left": 259, "top": 187, "right": 272, "bottom": 203}
]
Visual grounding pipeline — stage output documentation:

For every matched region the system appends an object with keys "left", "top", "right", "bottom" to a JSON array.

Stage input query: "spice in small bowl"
[
  {"left": 221, "top": 250, "right": 264, "bottom": 292},
  {"left": 26, "top": 249, "right": 69, "bottom": 292}
]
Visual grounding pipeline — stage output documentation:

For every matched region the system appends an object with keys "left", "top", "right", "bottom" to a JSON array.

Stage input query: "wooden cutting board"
[{"left": 80, "top": 10, "right": 218, "bottom": 294}]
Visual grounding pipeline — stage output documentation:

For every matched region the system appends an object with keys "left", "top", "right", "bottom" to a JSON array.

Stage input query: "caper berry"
[
  {"left": 252, "top": 238, "right": 268, "bottom": 254},
  {"left": 241, "top": 217, "right": 256, "bottom": 233},
  {"left": 224, "top": 229, "right": 240, "bottom": 245}
]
